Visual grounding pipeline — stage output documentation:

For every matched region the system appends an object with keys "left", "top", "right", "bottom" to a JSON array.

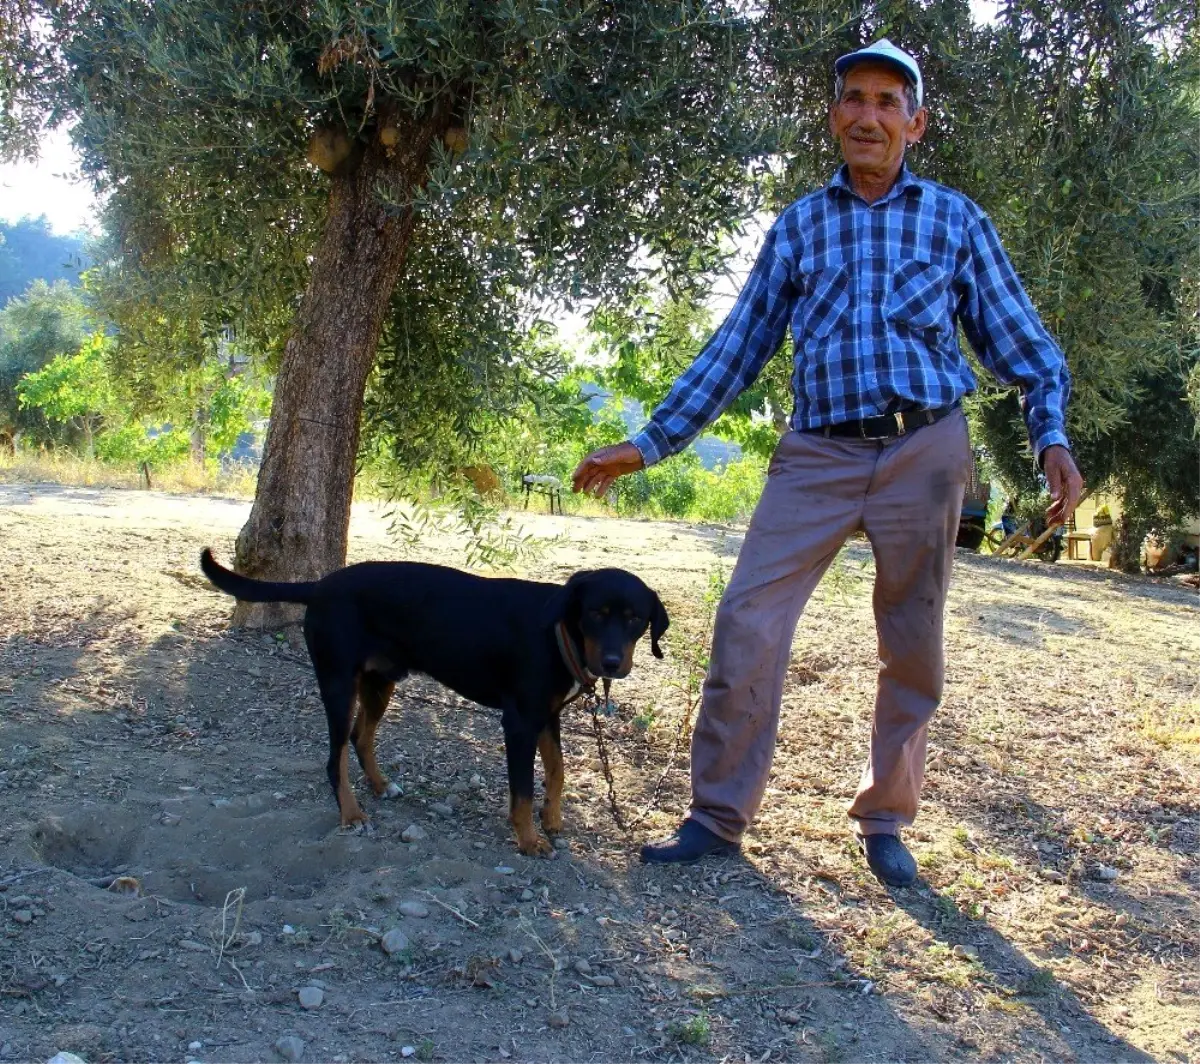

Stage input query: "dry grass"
[{"left": 0, "top": 451, "right": 259, "bottom": 497}]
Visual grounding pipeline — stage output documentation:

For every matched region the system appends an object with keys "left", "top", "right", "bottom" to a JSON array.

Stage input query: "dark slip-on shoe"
[
  {"left": 640, "top": 819, "right": 740, "bottom": 864},
  {"left": 858, "top": 832, "right": 918, "bottom": 887}
]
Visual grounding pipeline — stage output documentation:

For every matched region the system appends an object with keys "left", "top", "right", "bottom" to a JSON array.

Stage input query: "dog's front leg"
[{"left": 503, "top": 707, "right": 551, "bottom": 856}]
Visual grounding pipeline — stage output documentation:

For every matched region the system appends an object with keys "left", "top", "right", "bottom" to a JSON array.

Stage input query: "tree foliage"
[
  {"left": 17, "top": 329, "right": 114, "bottom": 456},
  {"left": 0, "top": 277, "right": 94, "bottom": 444}
]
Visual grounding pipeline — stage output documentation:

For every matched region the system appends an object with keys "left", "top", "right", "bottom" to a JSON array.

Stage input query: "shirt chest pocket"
[
  {"left": 798, "top": 264, "right": 851, "bottom": 340},
  {"left": 886, "top": 260, "right": 952, "bottom": 332}
]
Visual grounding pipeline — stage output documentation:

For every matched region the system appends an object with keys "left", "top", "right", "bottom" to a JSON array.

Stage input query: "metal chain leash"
[{"left": 585, "top": 677, "right": 700, "bottom": 834}]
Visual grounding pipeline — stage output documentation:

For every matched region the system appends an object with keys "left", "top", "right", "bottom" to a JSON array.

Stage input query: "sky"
[{"left": 0, "top": 126, "right": 100, "bottom": 235}]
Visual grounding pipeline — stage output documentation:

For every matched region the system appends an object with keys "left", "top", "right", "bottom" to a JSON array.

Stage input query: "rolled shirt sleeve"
[
  {"left": 631, "top": 219, "right": 796, "bottom": 467},
  {"left": 957, "top": 213, "right": 1072, "bottom": 461}
]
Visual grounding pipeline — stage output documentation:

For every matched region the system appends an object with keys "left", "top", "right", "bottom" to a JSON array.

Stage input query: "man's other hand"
[
  {"left": 1043, "top": 445, "right": 1084, "bottom": 526},
  {"left": 572, "top": 442, "right": 645, "bottom": 498}
]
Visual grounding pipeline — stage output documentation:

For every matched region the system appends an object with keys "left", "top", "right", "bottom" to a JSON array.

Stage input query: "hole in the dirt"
[
  {"left": 31, "top": 804, "right": 409, "bottom": 906},
  {"left": 32, "top": 813, "right": 141, "bottom": 877}
]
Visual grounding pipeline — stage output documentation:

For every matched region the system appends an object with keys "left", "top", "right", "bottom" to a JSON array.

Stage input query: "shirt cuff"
[
  {"left": 630, "top": 423, "right": 673, "bottom": 468},
  {"left": 1032, "top": 426, "right": 1071, "bottom": 467}
]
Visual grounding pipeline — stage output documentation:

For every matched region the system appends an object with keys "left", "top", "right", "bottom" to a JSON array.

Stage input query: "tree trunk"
[{"left": 231, "top": 115, "right": 446, "bottom": 628}]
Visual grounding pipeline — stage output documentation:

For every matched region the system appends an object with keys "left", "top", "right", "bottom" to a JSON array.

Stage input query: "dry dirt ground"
[{"left": 1, "top": 482, "right": 1197, "bottom": 1064}]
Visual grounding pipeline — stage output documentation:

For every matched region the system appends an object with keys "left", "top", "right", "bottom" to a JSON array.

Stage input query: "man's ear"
[
  {"left": 542, "top": 571, "right": 591, "bottom": 628},
  {"left": 650, "top": 592, "right": 670, "bottom": 659}
]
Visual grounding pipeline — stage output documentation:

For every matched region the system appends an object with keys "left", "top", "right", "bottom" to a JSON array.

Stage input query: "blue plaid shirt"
[{"left": 631, "top": 164, "right": 1071, "bottom": 465}]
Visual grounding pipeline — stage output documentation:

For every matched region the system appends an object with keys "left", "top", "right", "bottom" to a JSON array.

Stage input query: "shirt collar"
[{"left": 828, "top": 163, "right": 923, "bottom": 204}]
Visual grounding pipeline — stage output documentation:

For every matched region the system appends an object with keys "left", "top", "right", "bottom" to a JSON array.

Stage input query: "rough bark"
[{"left": 231, "top": 113, "right": 446, "bottom": 628}]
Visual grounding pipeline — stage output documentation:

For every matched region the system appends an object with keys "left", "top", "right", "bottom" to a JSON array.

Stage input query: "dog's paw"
[
  {"left": 540, "top": 811, "right": 563, "bottom": 836},
  {"left": 517, "top": 834, "right": 553, "bottom": 857},
  {"left": 381, "top": 781, "right": 403, "bottom": 800},
  {"left": 338, "top": 812, "right": 372, "bottom": 834}
]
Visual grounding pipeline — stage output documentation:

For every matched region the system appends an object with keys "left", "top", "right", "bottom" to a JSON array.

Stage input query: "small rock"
[
  {"left": 470, "top": 774, "right": 484, "bottom": 787},
  {"left": 573, "top": 958, "right": 592, "bottom": 975},
  {"left": 398, "top": 901, "right": 430, "bottom": 919},
  {"left": 507, "top": 948, "right": 524, "bottom": 964},
  {"left": 297, "top": 986, "right": 323, "bottom": 1009},
  {"left": 188, "top": 1042, "right": 203, "bottom": 1052},
  {"left": 553, "top": 837, "right": 569, "bottom": 850},
  {"left": 400, "top": 1048, "right": 416, "bottom": 1059},
  {"left": 46, "top": 1055, "right": 87, "bottom": 1064},
  {"left": 494, "top": 866, "right": 515, "bottom": 875},
  {"left": 1039, "top": 869, "right": 1065, "bottom": 883},
  {"left": 520, "top": 889, "right": 535, "bottom": 902},
  {"left": 430, "top": 802, "right": 454, "bottom": 817},
  {"left": 381, "top": 929, "right": 411, "bottom": 956},
  {"left": 178, "top": 939, "right": 210, "bottom": 952},
  {"left": 547, "top": 1009, "right": 570, "bottom": 1029},
  {"left": 1093, "top": 864, "right": 1120, "bottom": 882},
  {"left": 951, "top": 945, "right": 980, "bottom": 961},
  {"left": 401, "top": 824, "right": 427, "bottom": 843},
  {"left": 589, "top": 974, "right": 616, "bottom": 987},
  {"left": 274, "top": 1035, "right": 305, "bottom": 1062},
  {"left": 242, "top": 931, "right": 263, "bottom": 946},
  {"left": 11, "top": 910, "right": 33, "bottom": 925},
  {"left": 1114, "top": 912, "right": 1130, "bottom": 927},
  {"left": 780, "top": 1010, "right": 802, "bottom": 1025}
]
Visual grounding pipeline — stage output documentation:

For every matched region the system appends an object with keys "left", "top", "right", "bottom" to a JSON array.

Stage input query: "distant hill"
[
  {"left": 580, "top": 381, "right": 741, "bottom": 469},
  {"left": 0, "top": 217, "right": 90, "bottom": 307}
]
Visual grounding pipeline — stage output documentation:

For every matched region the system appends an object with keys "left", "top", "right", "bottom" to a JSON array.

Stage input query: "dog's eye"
[{"left": 627, "top": 615, "right": 643, "bottom": 628}]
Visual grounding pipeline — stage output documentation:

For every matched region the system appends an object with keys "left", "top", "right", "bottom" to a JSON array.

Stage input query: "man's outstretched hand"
[
  {"left": 572, "top": 441, "right": 645, "bottom": 498},
  {"left": 1043, "top": 445, "right": 1084, "bottom": 526}
]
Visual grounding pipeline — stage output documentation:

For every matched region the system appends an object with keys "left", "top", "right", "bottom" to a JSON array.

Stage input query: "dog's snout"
[{"left": 600, "top": 652, "right": 623, "bottom": 674}]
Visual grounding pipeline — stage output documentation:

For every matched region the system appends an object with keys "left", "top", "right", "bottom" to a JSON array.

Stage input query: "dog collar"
[{"left": 554, "top": 620, "right": 596, "bottom": 702}]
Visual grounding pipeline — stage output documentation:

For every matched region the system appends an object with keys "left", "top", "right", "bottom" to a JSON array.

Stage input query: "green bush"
[
  {"left": 95, "top": 423, "right": 191, "bottom": 467},
  {"left": 690, "top": 456, "right": 767, "bottom": 522}
]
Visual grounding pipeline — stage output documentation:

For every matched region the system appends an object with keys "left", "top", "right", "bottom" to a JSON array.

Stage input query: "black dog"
[{"left": 199, "top": 550, "right": 668, "bottom": 854}]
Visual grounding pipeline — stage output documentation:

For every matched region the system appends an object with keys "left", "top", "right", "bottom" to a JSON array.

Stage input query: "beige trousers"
[{"left": 687, "top": 410, "right": 970, "bottom": 841}]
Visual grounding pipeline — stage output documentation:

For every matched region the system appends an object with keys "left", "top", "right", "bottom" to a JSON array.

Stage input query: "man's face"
[{"left": 829, "top": 62, "right": 926, "bottom": 179}]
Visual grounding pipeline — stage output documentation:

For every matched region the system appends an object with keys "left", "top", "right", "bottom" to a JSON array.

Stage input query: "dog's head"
[{"left": 543, "top": 568, "right": 669, "bottom": 679}]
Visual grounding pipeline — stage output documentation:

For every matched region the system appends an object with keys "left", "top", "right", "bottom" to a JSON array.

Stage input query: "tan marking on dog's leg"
[
  {"left": 538, "top": 731, "right": 564, "bottom": 835},
  {"left": 353, "top": 676, "right": 397, "bottom": 798},
  {"left": 510, "top": 796, "right": 551, "bottom": 855},
  {"left": 336, "top": 743, "right": 367, "bottom": 826}
]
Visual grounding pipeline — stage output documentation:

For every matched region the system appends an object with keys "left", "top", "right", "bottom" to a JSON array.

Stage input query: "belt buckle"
[
  {"left": 859, "top": 416, "right": 896, "bottom": 441},
  {"left": 893, "top": 412, "right": 906, "bottom": 437}
]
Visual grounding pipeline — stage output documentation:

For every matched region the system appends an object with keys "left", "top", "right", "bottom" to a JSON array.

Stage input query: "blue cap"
[{"left": 834, "top": 38, "right": 923, "bottom": 107}]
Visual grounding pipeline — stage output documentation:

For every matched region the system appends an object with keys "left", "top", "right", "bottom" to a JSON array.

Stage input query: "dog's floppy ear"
[
  {"left": 650, "top": 592, "right": 670, "bottom": 659},
  {"left": 542, "top": 571, "right": 592, "bottom": 628}
]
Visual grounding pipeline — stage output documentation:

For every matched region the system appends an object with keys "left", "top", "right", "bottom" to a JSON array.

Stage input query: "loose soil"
[{"left": 1, "top": 482, "right": 1197, "bottom": 1064}]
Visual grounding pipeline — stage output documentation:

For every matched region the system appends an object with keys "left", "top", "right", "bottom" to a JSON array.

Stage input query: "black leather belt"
[{"left": 807, "top": 403, "right": 958, "bottom": 441}]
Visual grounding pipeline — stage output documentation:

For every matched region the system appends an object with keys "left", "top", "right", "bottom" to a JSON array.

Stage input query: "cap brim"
[{"left": 834, "top": 53, "right": 918, "bottom": 88}]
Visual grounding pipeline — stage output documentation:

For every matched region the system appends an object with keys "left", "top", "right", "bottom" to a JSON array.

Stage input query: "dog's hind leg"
[
  {"left": 317, "top": 670, "right": 368, "bottom": 829},
  {"left": 537, "top": 715, "right": 564, "bottom": 836},
  {"left": 352, "top": 672, "right": 399, "bottom": 800},
  {"left": 503, "top": 708, "right": 551, "bottom": 856}
]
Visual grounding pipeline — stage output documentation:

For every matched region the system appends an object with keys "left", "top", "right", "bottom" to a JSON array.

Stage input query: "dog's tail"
[{"left": 200, "top": 548, "right": 316, "bottom": 605}]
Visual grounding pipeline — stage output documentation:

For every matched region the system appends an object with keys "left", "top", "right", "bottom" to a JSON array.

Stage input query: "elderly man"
[{"left": 572, "top": 40, "right": 1083, "bottom": 886}]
